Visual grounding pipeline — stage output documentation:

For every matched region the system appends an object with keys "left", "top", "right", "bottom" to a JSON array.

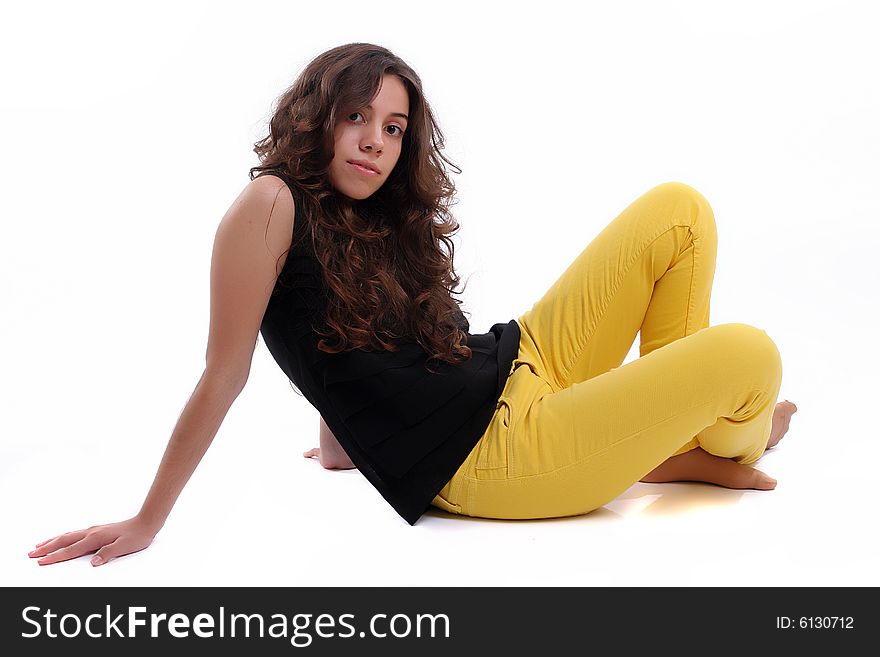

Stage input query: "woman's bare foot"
[
  {"left": 639, "top": 399, "right": 798, "bottom": 489},
  {"left": 766, "top": 400, "right": 798, "bottom": 450},
  {"left": 640, "top": 447, "right": 777, "bottom": 489}
]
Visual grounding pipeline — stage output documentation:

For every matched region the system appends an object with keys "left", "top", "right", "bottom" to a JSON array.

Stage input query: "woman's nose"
[{"left": 362, "top": 130, "right": 384, "bottom": 152}]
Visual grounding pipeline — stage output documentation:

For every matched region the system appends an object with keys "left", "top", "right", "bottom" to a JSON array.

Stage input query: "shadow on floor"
[{"left": 608, "top": 481, "right": 747, "bottom": 517}]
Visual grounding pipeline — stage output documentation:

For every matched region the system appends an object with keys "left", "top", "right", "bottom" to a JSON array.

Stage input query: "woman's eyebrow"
[{"left": 366, "top": 104, "right": 408, "bottom": 121}]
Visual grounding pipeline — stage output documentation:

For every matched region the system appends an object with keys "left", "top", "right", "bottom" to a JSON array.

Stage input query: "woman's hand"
[
  {"left": 303, "top": 447, "right": 356, "bottom": 470},
  {"left": 28, "top": 516, "right": 160, "bottom": 567}
]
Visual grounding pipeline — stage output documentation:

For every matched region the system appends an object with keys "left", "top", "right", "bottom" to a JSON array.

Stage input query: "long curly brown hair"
[{"left": 249, "top": 43, "right": 473, "bottom": 370}]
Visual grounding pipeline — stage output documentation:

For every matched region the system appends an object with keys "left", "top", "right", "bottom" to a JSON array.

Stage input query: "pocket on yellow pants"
[{"left": 474, "top": 399, "right": 512, "bottom": 478}]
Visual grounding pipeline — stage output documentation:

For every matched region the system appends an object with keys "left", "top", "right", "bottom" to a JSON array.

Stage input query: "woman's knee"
[
  {"left": 652, "top": 180, "right": 709, "bottom": 204},
  {"left": 708, "top": 323, "right": 782, "bottom": 375},
  {"left": 648, "top": 181, "right": 716, "bottom": 233}
]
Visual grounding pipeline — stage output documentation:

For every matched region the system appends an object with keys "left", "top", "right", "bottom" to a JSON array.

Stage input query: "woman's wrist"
[
  {"left": 319, "top": 417, "right": 355, "bottom": 468},
  {"left": 135, "top": 510, "right": 166, "bottom": 534}
]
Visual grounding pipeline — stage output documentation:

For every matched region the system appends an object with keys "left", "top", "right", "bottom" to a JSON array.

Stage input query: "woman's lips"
[{"left": 348, "top": 162, "right": 379, "bottom": 176}]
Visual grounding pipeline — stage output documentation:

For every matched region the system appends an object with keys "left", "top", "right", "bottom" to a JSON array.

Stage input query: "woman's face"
[{"left": 328, "top": 73, "right": 410, "bottom": 200}]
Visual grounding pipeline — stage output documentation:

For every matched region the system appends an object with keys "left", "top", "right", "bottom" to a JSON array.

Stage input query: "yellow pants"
[{"left": 431, "top": 181, "right": 783, "bottom": 520}]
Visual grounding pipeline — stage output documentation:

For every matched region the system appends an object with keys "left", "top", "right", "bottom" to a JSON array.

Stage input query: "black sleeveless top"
[{"left": 255, "top": 171, "right": 521, "bottom": 525}]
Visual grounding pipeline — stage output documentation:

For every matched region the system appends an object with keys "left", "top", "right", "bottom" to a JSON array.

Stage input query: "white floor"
[{"left": 5, "top": 333, "right": 875, "bottom": 588}]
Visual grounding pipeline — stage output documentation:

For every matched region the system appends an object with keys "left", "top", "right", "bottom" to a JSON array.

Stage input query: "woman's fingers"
[
  {"left": 28, "top": 530, "right": 88, "bottom": 559},
  {"left": 92, "top": 538, "right": 144, "bottom": 567},
  {"left": 31, "top": 532, "right": 75, "bottom": 550},
  {"left": 34, "top": 534, "right": 106, "bottom": 566},
  {"left": 90, "top": 538, "right": 121, "bottom": 567}
]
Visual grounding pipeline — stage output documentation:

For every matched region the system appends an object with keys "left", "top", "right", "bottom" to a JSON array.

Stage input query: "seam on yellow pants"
[{"left": 562, "top": 222, "right": 696, "bottom": 383}]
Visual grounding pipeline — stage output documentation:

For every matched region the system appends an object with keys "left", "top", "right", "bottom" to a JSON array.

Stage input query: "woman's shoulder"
[
  {"left": 247, "top": 172, "right": 297, "bottom": 222},
  {"left": 251, "top": 170, "right": 293, "bottom": 197}
]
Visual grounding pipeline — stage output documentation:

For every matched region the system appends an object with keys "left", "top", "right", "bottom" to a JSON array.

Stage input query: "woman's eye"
[{"left": 349, "top": 112, "right": 404, "bottom": 137}]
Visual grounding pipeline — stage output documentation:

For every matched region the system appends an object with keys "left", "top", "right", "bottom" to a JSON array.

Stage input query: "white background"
[{"left": 2, "top": 0, "right": 878, "bottom": 586}]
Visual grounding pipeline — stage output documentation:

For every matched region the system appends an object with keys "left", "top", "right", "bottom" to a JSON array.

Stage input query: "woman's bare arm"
[
  {"left": 135, "top": 372, "right": 246, "bottom": 529},
  {"left": 138, "top": 176, "right": 298, "bottom": 525},
  {"left": 29, "top": 175, "right": 295, "bottom": 566}
]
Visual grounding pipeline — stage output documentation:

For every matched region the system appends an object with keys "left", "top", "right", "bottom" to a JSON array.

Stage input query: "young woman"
[{"left": 30, "top": 43, "right": 797, "bottom": 567}]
